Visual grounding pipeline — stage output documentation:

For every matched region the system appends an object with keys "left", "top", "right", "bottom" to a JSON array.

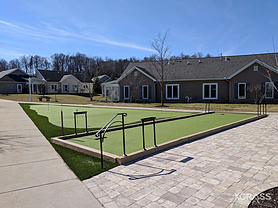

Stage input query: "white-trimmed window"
[
  {"left": 63, "top": 84, "right": 69, "bottom": 92},
  {"left": 254, "top": 66, "right": 258, "bottom": 71},
  {"left": 51, "top": 84, "right": 58, "bottom": 93},
  {"left": 265, "top": 82, "right": 274, "bottom": 99},
  {"left": 166, "top": 84, "right": 179, "bottom": 99},
  {"left": 17, "top": 84, "right": 22, "bottom": 93},
  {"left": 238, "top": 83, "right": 246, "bottom": 99},
  {"left": 142, "top": 85, "right": 149, "bottom": 99},
  {"left": 203, "top": 83, "right": 218, "bottom": 99},
  {"left": 73, "top": 84, "right": 78, "bottom": 92},
  {"left": 83, "top": 84, "right": 89, "bottom": 92},
  {"left": 124, "top": 86, "right": 130, "bottom": 99}
]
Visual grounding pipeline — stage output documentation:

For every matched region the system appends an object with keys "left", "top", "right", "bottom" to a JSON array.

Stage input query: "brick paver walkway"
[{"left": 84, "top": 114, "right": 278, "bottom": 208}]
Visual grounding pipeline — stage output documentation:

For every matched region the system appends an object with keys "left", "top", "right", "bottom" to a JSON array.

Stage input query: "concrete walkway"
[
  {"left": 0, "top": 99, "right": 102, "bottom": 208},
  {"left": 84, "top": 113, "right": 278, "bottom": 207}
]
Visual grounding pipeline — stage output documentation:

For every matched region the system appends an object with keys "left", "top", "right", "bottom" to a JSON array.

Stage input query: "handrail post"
[
  {"left": 265, "top": 100, "right": 267, "bottom": 115},
  {"left": 208, "top": 101, "right": 211, "bottom": 112},
  {"left": 85, "top": 112, "right": 88, "bottom": 133},
  {"left": 153, "top": 119, "right": 157, "bottom": 147},
  {"left": 142, "top": 120, "right": 146, "bottom": 150},
  {"left": 61, "top": 110, "right": 64, "bottom": 136},
  {"left": 122, "top": 114, "right": 127, "bottom": 156},
  {"left": 74, "top": 113, "right": 77, "bottom": 134},
  {"left": 99, "top": 131, "right": 104, "bottom": 169},
  {"left": 141, "top": 117, "right": 156, "bottom": 150}
]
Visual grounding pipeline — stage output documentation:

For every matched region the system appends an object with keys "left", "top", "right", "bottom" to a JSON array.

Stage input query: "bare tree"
[
  {"left": 150, "top": 30, "right": 171, "bottom": 106},
  {"left": 0, "top": 59, "right": 8, "bottom": 71},
  {"left": 191, "top": 53, "right": 197, "bottom": 58},
  {"left": 9, "top": 58, "right": 21, "bottom": 69},
  {"left": 247, "top": 84, "right": 265, "bottom": 104},
  {"left": 261, "top": 37, "right": 278, "bottom": 93},
  {"left": 205, "top": 53, "right": 212, "bottom": 58},
  {"left": 197, "top": 52, "right": 203, "bottom": 58}
]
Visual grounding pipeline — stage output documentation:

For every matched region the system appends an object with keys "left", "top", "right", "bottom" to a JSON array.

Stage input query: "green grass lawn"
[
  {"left": 68, "top": 113, "right": 255, "bottom": 156},
  {"left": 2, "top": 93, "right": 278, "bottom": 112}
]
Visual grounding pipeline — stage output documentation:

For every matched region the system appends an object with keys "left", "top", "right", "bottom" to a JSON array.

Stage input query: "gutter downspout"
[
  {"left": 225, "top": 77, "right": 231, "bottom": 103},
  {"left": 153, "top": 81, "right": 156, "bottom": 102}
]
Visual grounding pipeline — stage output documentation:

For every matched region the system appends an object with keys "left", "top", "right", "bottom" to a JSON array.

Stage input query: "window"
[
  {"left": 142, "top": 85, "right": 148, "bottom": 99},
  {"left": 83, "top": 85, "right": 89, "bottom": 92},
  {"left": 73, "top": 85, "right": 78, "bottom": 92},
  {"left": 203, "top": 83, "right": 218, "bottom": 99},
  {"left": 166, "top": 84, "right": 179, "bottom": 99},
  {"left": 124, "top": 86, "right": 130, "bottom": 99},
  {"left": 51, "top": 84, "right": 58, "bottom": 93},
  {"left": 134, "top": 71, "right": 138, "bottom": 76},
  {"left": 254, "top": 66, "right": 258, "bottom": 71},
  {"left": 105, "top": 85, "right": 119, "bottom": 101},
  {"left": 265, "top": 82, "right": 274, "bottom": 99},
  {"left": 238, "top": 83, "right": 246, "bottom": 99},
  {"left": 17, "top": 84, "right": 22, "bottom": 93},
  {"left": 63, "top": 84, "right": 69, "bottom": 92}
]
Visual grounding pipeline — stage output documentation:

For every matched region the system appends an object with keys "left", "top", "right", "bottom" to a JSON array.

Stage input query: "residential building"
[{"left": 102, "top": 53, "right": 278, "bottom": 104}]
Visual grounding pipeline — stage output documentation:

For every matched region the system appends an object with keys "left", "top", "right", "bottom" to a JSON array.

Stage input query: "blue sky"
[{"left": 0, "top": 0, "right": 277, "bottom": 61}]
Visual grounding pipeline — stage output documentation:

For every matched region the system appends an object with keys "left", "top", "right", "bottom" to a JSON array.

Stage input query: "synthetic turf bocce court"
[{"left": 24, "top": 103, "right": 265, "bottom": 164}]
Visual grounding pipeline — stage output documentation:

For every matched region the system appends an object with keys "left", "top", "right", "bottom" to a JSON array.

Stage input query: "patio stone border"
[{"left": 51, "top": 113, "right": 267, "bottom": 165}]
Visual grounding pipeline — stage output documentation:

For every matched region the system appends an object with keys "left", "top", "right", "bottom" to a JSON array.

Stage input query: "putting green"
[
  {"left": 68, "top": 113, "right": 255, "bottom": 156},
  {"left": 30, "top": 104, "right": 194, "bottom": 130}
]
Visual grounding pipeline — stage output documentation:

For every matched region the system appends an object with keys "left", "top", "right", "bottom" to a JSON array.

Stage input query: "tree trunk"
[{"left": 160, "top": 87, "right": 164, "bottom": 106}]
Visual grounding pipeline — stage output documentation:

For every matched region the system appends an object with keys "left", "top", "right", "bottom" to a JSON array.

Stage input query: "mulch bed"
[{"left": 248, "top": 187, "right": 278, "bottom": 208}]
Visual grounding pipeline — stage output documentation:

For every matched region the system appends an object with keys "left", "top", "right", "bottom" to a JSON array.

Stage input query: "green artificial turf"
[
  {"left": 68, "top": 113, "right": 255, "bottom": 156},
  {"left": 20, "top": 102, "right": 256, "bottom": 180},
  {"left": 29, "top": 104, "right": 193, "bottom": 129},
  {"left": 20, "top": 103, "right": 119, "bottom": 180}
]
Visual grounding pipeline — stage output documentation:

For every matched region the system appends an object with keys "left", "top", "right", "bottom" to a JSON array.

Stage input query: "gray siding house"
[
  {"left": 102, "top": 53, "right": 278, "bottom": 104},
  {"left": 0, "top": 68, "right": 29, "bottom": 94}
]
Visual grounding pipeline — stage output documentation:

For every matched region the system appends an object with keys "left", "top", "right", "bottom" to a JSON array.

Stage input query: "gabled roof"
[
  {"left": 92, "top": 75, "right": 110, "bottom": 83},
  {"left": 60, "top": 74, "right": 81, "bottom": 83},
  {"left": 117, "top": 66, "right": 157, "bottom": 83},
  {"left": 38, "top": 70, "right": 68, "bottom": 82},
  {"left": 73, "top": 72, "right": 93, "bottom": 83},
  {"left": 38, "top": 70, "right": 83, "bottom": 83},
  {"left": 0, "top": 68, "right": 29, "bottom": 82},
  {"left": 0, "top": 68, "right": 27, "bottom": 79},
  {"left": 121, "top": 53, "right": 278, "bottom": 81},
  {"left": 227, "top": 59, "right": 278, "bottom": 79}
]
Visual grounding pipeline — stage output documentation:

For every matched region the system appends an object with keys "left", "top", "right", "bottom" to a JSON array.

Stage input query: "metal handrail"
[
  {"left": 95, "top": 113, "right": 127, "bottom": 137},
  {"left": 95, "top": 113, "right": 128, "bottom": 168}
]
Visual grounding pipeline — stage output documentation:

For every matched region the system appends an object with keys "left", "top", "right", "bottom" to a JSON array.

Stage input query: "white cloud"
[
  {"left": 223, "top": 35, "right": 252, "bottom": 56},
  {"left": 0, "top": 20, "right": 155, "bottom": 53},
  {"left": 0, "top": 48, "right": 24, "bottom": 61}
]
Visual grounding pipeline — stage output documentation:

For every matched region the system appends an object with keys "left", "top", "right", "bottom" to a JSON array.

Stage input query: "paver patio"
[{"left": 84, "top": 114, "right": 278, "bottom": 208}]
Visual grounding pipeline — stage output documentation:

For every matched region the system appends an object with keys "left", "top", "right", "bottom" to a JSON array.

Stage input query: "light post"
[{"left": 29, "top": 77, "right": 32, "bottom": 101}]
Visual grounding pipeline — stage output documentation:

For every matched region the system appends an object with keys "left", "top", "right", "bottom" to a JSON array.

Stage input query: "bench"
[{"left": 38, "top": 96, "right": 51, "bottom": 102}]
